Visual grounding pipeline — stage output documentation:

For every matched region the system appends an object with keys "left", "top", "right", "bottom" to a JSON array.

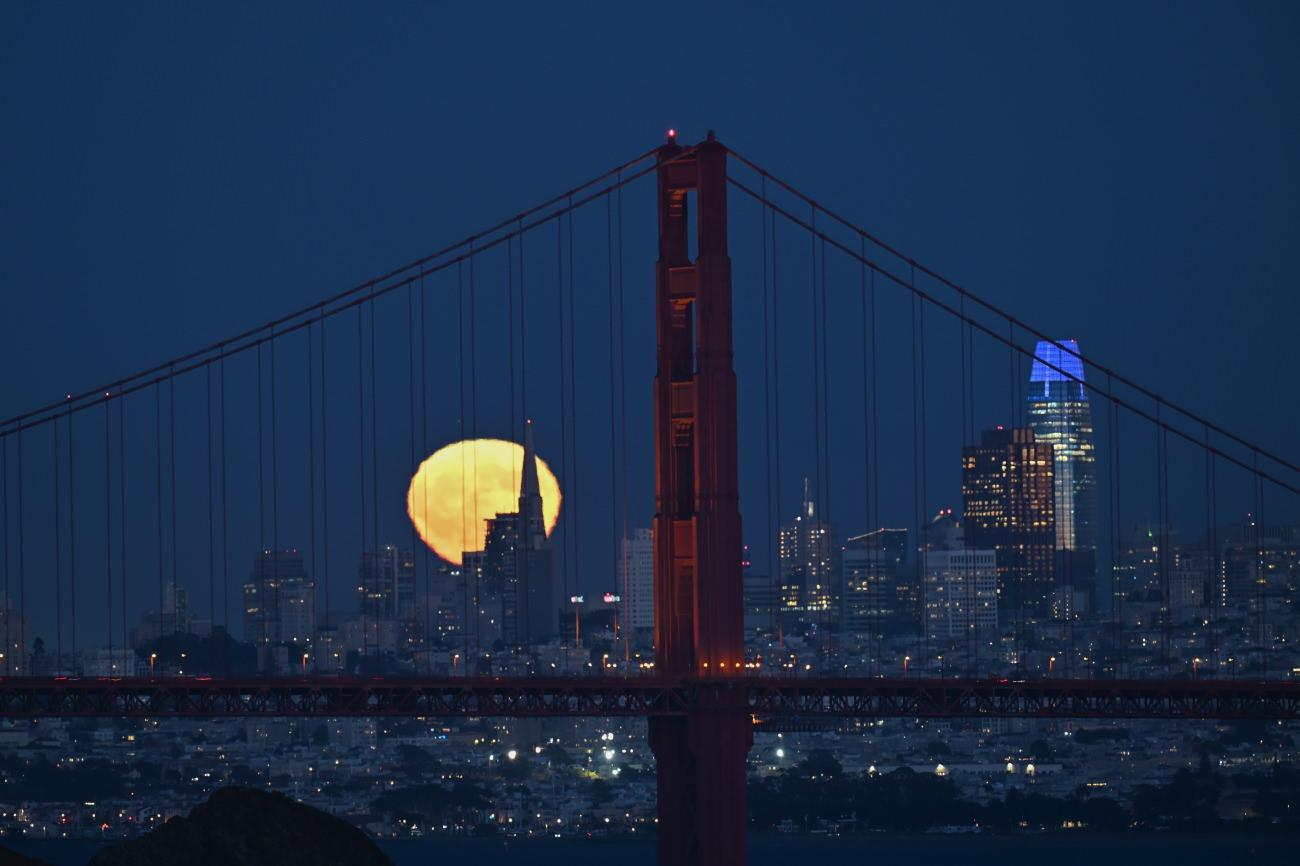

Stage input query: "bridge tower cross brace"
[{"left": 649, "top": 133, "right": 751, "bottom": 866}]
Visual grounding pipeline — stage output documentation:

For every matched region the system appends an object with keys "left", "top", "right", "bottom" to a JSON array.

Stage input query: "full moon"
[{"left": 406, "top": 438, "right": 562, "bottom": 565}]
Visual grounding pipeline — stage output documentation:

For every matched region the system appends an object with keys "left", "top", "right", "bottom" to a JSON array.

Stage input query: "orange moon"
[{"left": 406, "top": 438, "right": 562, "bottom": 565}]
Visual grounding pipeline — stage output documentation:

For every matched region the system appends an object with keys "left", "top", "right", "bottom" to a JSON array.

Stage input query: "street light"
[
  {"left": 149, "top": 653, "right": 158, "bottom": 677},
  {"left": 570, "top": 595, "right": 585, "bottom": 649},
  {"left": 903, "top": 655, "right": 910, "bottom": 676}
]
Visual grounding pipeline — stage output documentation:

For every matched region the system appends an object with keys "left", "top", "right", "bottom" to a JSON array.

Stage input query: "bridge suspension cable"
[
  {"left": 725, "top": 171, "right": 1300, "bottom": 497},
  {"left": 724, "top": 146, "right": 1300, "bottom": 485}
]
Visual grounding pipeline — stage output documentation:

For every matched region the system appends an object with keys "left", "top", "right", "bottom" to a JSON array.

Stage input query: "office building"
[
  {"left": 962, "top": 427, "right": 1056, "bottom": 617},
  {"left": 924, "top": 548, "right": 999, "bottom": 641},
  {"left": 620, "top": 528, "right": 655, "bottom": 635},
  {"left": 1027, "top": 339, "right": 1099, "bottom": 613},
  {"left": 358, "top": 545, "right": 417, "bottom": 623},
  {"left": 474, "top": 421, "right": 555, "bottom": 647},
  {"left": 778, "top": 479, "right": 834, "bottom": 629},
  {"left": 841, "top": 528, "right": 908, "bottom": 635},
  {"left": 244, "top": 549, "right": 316, "bottom": 648}
]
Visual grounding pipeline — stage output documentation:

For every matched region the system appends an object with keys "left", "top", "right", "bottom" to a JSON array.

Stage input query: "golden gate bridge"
[{"left": 2, "top": 133, "right": 1299, "bottom": 865}]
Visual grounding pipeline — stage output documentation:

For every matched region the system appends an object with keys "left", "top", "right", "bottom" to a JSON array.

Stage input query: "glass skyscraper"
[{"left": 1027, "top": 339, "right": 1099, "bottom": 610}]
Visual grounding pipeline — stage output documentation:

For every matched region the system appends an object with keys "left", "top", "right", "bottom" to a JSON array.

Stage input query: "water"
[{"left": 5, "top": 835, "right": 1293, "bottom": 865}]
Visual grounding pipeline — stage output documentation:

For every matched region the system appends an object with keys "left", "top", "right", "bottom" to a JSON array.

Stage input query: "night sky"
[{"left": 2, "top": 3, "right": 1298, "bottom": 644}]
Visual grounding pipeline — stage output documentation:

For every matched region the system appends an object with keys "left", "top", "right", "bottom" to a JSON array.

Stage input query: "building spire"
[{"left": 519, "top": 420, "right": 545, "bottom": 542}]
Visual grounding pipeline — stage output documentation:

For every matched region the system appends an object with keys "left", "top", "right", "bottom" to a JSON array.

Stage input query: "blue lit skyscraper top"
[{"left": 1030, "top": 339, "right": 1087, "bottom": 400}]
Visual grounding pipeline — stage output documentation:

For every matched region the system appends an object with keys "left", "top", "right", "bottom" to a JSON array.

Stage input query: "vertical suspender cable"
[
  {"left": 2, "top": 438, "right": 7, "bottom": 674},
  {"left": 916, "top": 265, "right": 929, "bottom": 675},
  {"left": 458, "top": 260, "right": 468, "bottom": 670},
  {"left": 16, "top": 433, "right": 24, "bottom": 675},
  {"left": 1155, "top": 404, "right": 1167, "bottom": 673},
  {"left": 54, "top": 417, "right": 62, "bottom": 671},
  {"left": 521, "top": 220, "right": 532, "bottom": 654},
  {"left": 820, "top": 237, "right": 833, "bottom": 655},
  {"left": 616, "top": 176, "right": 629, "bottom": 663},
  {"left": 1254, "top": 451, "right": 1264, "bottom": 677},
  {"left": 1008, "top": 321, "right": 1020, "bottom": 669},
  {"left": 357, "top": 307, "right": 367, "bottom": 664},
  {"left": 772, "top": 211, "right": 784, "bottom": 646},
  {"left": 369, "top": 303, "right": 380, "bottom": 658},
  {"left": 505, "top": 237, "right": 518, "bottom": 651},
  {"left": 556, "top": 214, "right": 569, "bottom": 634},
  {"left": 509, "top": 228, "right": 525, "bottom": 647},
  {"left": 272, "top": 332, "right": 281, "bottom": 648},
  {"left": 68, "top": 403, "right": 76, "bottom": 662},
  {"left": 808, "top": 210, "right": 823, "bottom": 653},
  {"left": 1110, "top": 383, "right": 1123, "bottom": 676},
  {"left": 420, "top": 269, "right": 430, "bottom": 663},
  {"left": 869, "top": 266, "right": 880, "bottom": 672},
  {"left": 910, "top": 289, "right": 921, "bottom": 673},
  {"left": 1204, "top": 425, "right": 1216, "bottom": 673},
  {"left": 406, "top": 287, "right": 416, "bottom": 669},
  {"left": 118, "top": 393, "right": 128, "bottom": 671},
  {"left": 960, "top": 295, "right": 971, "bottom": 675},
  {"left": 219, "top": 356, "right": 229, "bottom": 656},
  {"left": 320, "top": 314, "right": 330, "bottom": 663},
  {"left": 169, "top": 371, "right": 177, "bottom": 637},
  {"left": 258, "top": 345, "right": 267, "bottom": 647},
  {"left": 606, "top": 193, "right": 619, "bottom": 647},
  {"left": 104, "top": 399, "right": 112, "bottom": 669},
  {"left": 857, "top": 237, "right": 870, "bottom": 674},
  {"left": 469, "top": 247, "right": 481, "bottom": 659},
  {"left": 207, "top": 365, "right": 215, "bottom": 641},
  {"left": 156, "top": 383, "right": 165, "bottom": 650},
  {"left": 309, "top": 321, "right": 318, "bottom": 669},
  {"left": 763, "top": 180, "right": 775, "bottom": 642},
  {"left": 568, "top": 200, "right": 582, "bottom": 621}
]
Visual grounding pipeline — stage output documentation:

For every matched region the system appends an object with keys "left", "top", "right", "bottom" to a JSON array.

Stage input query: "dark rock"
[
  {"left": 0, "top": 844, "right": 55, "bottom": 866},
  {"left": 88, "top": 787, "right": 392, "bottom": 866}
]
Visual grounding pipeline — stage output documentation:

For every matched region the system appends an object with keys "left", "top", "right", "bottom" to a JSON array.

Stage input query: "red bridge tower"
[{"left": 649, "top": 132, "right": 751, "bottom": 866}]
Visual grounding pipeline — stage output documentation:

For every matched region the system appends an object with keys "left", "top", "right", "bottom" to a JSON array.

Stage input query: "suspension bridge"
[{"left": 2, "top": 132, "right": 1298, "bottom": 864}]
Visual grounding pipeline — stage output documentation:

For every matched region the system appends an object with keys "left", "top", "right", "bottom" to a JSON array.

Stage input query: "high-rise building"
[
  {"left": 778, "top": 480, "right": 834, "bottom": 629},
  {"left": 244, "top": 549, "right": 316, "bottom": 648},
  {"left": 919, "top": 513, "right": 998, "bottom": 641},
  {"left": 475, "top": 421, "right": 555, "bottom": 648},
  {"left": 1027, "top": 339, "right": 1099, "bottom": 612},
  {"left": 620, "top": 528, "right": 655, "bottom": 636},
  {"left": 923, "top": 548, "right": 999, "bottom": 641},
  {"left": 841, "top": 528, "right": 908, "bottom": 635},
  {"left": 962, "top": 427, "right": 1056, "bottom": 617},
  {"left": 358, "top": 545, "right": 417, "bottom": 623}
]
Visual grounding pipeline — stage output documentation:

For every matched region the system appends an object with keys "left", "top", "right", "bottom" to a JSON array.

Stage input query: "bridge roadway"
[{"left": 2, "top": 676, "right": 1299, "bottom": 720}]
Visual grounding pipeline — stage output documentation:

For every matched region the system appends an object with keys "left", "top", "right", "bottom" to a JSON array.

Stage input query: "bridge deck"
[{"left": 2, "top": 676, "right": 1298, "bottom": 719}]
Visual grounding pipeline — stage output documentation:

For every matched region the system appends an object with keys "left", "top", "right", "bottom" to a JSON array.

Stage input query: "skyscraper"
[
  {"left": 919, "top": 512, "right": 998, "bottom": 641},
  {"left": 620, "top": 528, "right": 655, "bottom": 637},
  {"left": 480, "top": 420, "right": 556, "bottom": 648},
  {"left": 840, "top": 528, "right": 909, "bottom": 635},
  {"left": 1027, "top": 339, "right": 1099, "bottom": 611},
  {"left": 357, "top": 545, "right": 417, "bottom": 623},
  {"left": 962, "top": 427, "right": 1056, "bottom": 617},
  {"left": 244, "top": 549, "right": 316, "bottom": 648},
  {"left": 778, "top": 479, "right": 834, "bottom": 629}
]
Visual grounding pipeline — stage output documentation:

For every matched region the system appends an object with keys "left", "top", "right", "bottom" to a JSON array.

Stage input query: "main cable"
[{"left": 724, "top": 146, "right": 1300, "bottom": 481}]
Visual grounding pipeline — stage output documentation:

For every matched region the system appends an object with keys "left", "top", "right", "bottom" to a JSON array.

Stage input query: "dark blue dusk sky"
[{"left": 2, "top": 3, "right": 1298, "bottom": 642}]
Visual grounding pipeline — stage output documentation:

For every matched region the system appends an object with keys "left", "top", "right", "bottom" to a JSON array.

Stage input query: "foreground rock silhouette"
[{"left": 88, "top": 787, "right": 392, "bottom": 866}]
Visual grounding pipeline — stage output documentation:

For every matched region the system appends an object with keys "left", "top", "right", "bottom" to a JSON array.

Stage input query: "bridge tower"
[{"left": 649, "top": 132, "right": 751, "bottom": 866}]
